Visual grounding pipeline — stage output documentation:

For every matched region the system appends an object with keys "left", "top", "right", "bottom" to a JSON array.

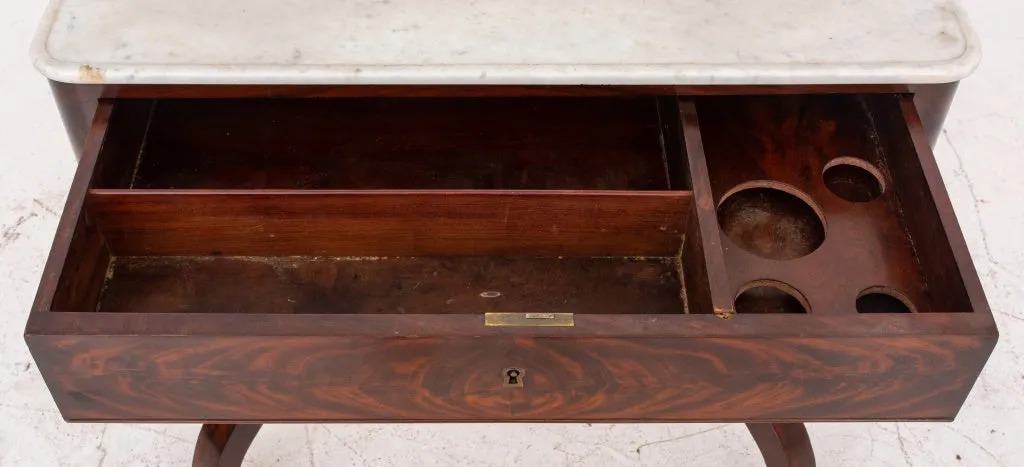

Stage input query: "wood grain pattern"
[
  {"left": 27, "top": 331, "right": 993, "bottom": 422},
  {"left": 96, "top": 256, "right": 684, "bottom": 315},
  {"left": 86, "top": 191, "right": 689, "bottom": 257}
]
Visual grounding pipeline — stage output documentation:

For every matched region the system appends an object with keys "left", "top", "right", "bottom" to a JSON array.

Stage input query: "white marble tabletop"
[{"left": 31, "top": 0, "right": 980, "bottom": 85}]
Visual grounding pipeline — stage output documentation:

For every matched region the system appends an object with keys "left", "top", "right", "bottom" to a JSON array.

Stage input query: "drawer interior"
[
  {"left": 56, "top": 97, "right": 694, "bottom": 315},
  {"left": 686, "top": 94, "right": 974, "bottom": 315},
  {"left": 31, "top": 91, "right": 995, "bottom": 425},
  {"left": 48, "top": 93, "right": 978, "bottom": 317}
]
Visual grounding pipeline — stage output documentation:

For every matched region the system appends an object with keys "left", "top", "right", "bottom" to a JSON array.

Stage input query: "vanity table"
[{"left": 26, "top": 0, "right": 998, "bottom": 466}]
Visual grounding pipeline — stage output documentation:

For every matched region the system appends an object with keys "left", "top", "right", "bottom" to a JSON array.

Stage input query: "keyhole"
[{"left": 503, "top": 367, "right": 525, "bottom": 387}]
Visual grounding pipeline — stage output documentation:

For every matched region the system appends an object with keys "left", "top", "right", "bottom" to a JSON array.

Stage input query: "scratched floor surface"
[{"left": 2, "top": 0, "right": 1022, "bottom": 465}]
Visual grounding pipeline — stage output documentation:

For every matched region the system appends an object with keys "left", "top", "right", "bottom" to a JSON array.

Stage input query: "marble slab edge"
[{"left": 29, "top": 0, "right": 982, "bottom": 86}]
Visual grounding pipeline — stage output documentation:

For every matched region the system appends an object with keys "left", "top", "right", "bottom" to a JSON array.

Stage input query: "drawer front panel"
[{"left": 30, "top": 334, "right": 992, "bottom": 422}]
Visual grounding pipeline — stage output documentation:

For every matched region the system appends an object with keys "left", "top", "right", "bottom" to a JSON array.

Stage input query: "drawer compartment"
[
  {"left": 27, "top": 94, "right": 995, "bottom": 424},
  {"left": 48, "top": 97, "right": 695, "bottom": 316},
  {"left": 682, "top": 94, "right": 986, "bottom": 318}
]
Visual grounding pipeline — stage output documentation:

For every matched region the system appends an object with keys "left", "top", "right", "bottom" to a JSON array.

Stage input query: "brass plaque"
[{"left": 484, "top": 312, "right": 574, "bottom": 327}]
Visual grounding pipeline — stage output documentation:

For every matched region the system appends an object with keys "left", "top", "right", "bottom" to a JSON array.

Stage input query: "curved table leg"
[
  {"left": 192, "top": 424, "right": 262, "bottom": 467},
  {"left": 746, "top": 423, "right": 815, "bottom": 467}
]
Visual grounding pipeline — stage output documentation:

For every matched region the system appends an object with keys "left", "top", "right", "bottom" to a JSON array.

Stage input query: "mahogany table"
[{"left": 26, "top": 1, "right": 998, "bottom": 465}]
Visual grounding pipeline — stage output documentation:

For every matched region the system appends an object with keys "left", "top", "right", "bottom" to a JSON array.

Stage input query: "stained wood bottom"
[{"left": 97, "top": 256, "right": 685, "bottom": 314}]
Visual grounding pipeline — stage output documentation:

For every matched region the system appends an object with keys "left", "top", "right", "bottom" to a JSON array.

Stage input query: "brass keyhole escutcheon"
[{"left": 503, "top": 367, "right": 525, "bottom": 387}]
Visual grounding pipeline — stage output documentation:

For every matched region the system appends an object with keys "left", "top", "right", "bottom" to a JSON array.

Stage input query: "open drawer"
[{"left": 27, "top": 94, "right": 996, "bottom": 423}]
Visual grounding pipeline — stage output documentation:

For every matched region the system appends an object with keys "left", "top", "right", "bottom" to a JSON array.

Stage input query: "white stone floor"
[{"left": 2, "top": 0, "right": 1022, "bottom": 465}]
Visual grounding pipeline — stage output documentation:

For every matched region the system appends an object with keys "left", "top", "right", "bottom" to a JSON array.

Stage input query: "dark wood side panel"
[
  {"left": 871, "top": 95, "right": 986, "bottom": 316},
  {"left": 50, "top": 81, "right": 103, "bottom": 158},
  {"left": 28, "top": 332, "right": 994, "bottom": 422},
  {"left": 912, "top": 82, "right": 958, "bottom": 147},
  {"left": 28, "top": 99, "right": 120, "bottom": 415},
  {"left": 897, "top": 96, "right": 991, "bottom": 317},
  {"left": 35, "top": 100, "right": 157, "bottom": 313},
  {"left": 49, "top": 213, "right": 109, "bottom": 313},
  {"left": 657, "top": 97, "right": 689, "bottom": 189},
  {"left": 86, "top": 191, "right": 689, "bottom": 257},
  {"left": 31, "top": 101, "right": 114, "bottom": 315},
  {"left": 91, "top": 100, "right": 154, "bottom": 188}
]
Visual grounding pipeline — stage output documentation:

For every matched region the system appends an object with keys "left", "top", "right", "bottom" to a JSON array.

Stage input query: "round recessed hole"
[
  {"left": 823, "top": 157, "right": 886, "bottom": 203},
  {"left": 856, "top": 286, "right": 916, "bottom": 314},
  {"left": 734, "top": 280, "right": 809, "bottom": 314},
  {"left": 717, "top": 182, "right": 826, "bottom": 260}
]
